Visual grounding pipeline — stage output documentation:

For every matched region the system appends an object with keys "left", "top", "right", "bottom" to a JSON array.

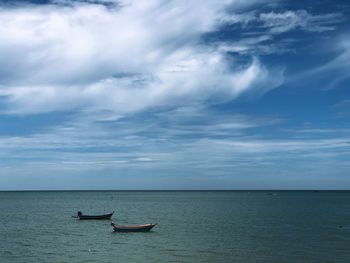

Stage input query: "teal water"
[{"left": 0, "top": 191, "right": 349, "bottom": 262}]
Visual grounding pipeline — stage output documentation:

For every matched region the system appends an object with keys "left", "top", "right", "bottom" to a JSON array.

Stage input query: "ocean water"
[{"left": 0, "top": 191, "right": 349, "bottom": 262}]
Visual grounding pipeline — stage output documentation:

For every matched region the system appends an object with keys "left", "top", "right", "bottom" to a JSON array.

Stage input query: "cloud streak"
[
  {"left": 222, "top": 9, "right": 342, "bottom": 34},
  {"left": 259, "top": 10, "right": 342, "bottom": 33}
]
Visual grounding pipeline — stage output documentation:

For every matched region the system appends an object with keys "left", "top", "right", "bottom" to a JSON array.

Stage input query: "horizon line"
[{"left": 0, "top": 189, "right": 349, "bottom": 192}]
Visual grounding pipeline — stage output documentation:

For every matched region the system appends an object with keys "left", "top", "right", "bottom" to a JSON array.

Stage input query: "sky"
[{"left": 0, "top": 0, "right": 349, "bottom": 190}]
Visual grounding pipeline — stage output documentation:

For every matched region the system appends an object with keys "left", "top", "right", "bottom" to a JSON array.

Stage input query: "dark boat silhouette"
[
  {"left": 111, "top": 222, "right": 156, "bottom": 232},
  {"left": 75, "top": 211, "right": 114, "bottom": 220}
]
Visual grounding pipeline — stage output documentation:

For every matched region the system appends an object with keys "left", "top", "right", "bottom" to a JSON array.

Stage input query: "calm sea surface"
[{"left": 0, "top": 191, "right": 349, "bottom": 262}]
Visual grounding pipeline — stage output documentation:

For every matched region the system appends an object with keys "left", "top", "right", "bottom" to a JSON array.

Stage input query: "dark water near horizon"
[{"left": 0, "top": 191, "right": 349, "bottom": 262}]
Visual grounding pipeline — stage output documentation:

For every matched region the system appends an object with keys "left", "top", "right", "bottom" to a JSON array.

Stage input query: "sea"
[{"left": 0, "top": 191, "right": 349, "bottom": 262}]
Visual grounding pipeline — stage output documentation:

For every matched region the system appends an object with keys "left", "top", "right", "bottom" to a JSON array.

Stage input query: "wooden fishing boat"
[
  {"left": 111, "top": 222, "right": 156, "bottom": 232},
  {"left": 75, "top": 211, "right": 114, "bottom": 220}
]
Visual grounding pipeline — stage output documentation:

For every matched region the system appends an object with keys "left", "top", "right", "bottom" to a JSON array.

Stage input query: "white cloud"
[{"left": 0, "top": 0, "right": 283, "bottom": 115}]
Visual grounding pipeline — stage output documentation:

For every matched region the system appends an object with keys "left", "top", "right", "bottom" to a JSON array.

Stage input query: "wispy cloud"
[
  {"left": 0, "top": 104, "right": 349, "bottom": 189},
  {"left": 0, "top": 105, "right": 348, "bottom": 167},
  {"left": 214, "top": 9, "right": 343, "bottom": 57},
  {"left": 259, "top": 10, "right": 342, "bottom": 33},
  {"left": 310, "top": 35, "right": 350, "bottom": 72},
  {"left": 288, "top": 34, "right": 350, "bottom": 90},
  {"left": 222, "top": 9, "right": 342, "bottom": 34}
]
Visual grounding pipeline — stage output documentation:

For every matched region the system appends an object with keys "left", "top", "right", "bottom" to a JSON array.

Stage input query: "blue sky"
[{"left": 0, "top": 0, "right": 349, "bottom": 190}]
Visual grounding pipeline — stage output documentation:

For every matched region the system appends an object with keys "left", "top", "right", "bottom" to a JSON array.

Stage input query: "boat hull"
[
  {"left": 112, "top": 223, "right": 156, "bottom": 232},
  {"left": 78, "top": 212, "right": 114, "bottom": 220}
]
